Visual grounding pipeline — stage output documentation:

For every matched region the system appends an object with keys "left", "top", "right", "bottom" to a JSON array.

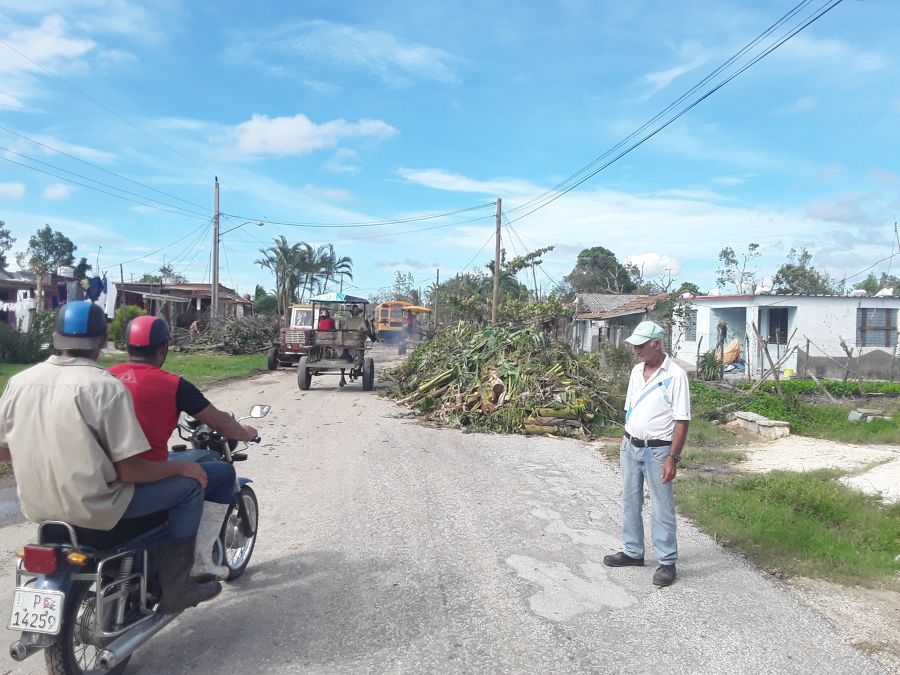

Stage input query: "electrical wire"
[
  {"left": 455, "top": 230, "right": 498, "bottom": 277},
  {"left": 0, "top": 124, "right": 209, "bottom": 212},
  {"left": 0, "top": 154, "right": 210, "bottom": 221},
  {"left": 0, "top": 144, "right": 210, "bottom": 219},
  {"left": 219, "top": 201, "right": 497, "bottom": 229},
  {"left": 508, "top": 0, "right": 845, "bottom": 224},
  {"left": 99, "top": 219, "right": 211, "bottom": 270}
]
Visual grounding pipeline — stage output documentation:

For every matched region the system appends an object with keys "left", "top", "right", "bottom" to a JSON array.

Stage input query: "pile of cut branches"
[
  {"left": 171, "top": 316, "right": 279, "bottom": 354},
  {"left": 386, "top": 322, "right": 624, "bottom": 436}
]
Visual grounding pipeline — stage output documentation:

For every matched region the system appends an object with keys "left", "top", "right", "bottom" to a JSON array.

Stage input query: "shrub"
[
  {"left": 696, "top": 350, "right": 721, "bottom": 381},
  {"left": 108, "top": 305, "right": 147, "bottom": 349},
  {"left": 0, "top": 309, "right": 57, "bottom": 363}
]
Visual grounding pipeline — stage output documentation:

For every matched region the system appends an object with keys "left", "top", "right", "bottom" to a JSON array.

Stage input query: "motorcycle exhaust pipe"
[
  {"left": 9, "top": 640, "right": 39, "bottom": 661},
  {"left": 96, "top": 613, "right": 176, "bottom": 670}
]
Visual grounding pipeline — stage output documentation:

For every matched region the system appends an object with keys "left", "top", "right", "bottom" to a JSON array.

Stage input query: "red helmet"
[{"left": 125, "top": 315, "right": 171, "bottom": 348}]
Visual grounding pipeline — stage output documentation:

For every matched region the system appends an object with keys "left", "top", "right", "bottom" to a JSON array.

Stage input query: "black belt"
[{"left": 624, "top": 431, "right": 670, "bottom": 448}]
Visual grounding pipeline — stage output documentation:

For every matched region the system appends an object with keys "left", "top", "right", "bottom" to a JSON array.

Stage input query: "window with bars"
[
  {"left": 684, "top": 310, "right": 698, "bottom": 341},
  {"left": 856, "top": 308, "right": 898, "bottom": 347},
  {"left": 767, "top": 307, "right": 789, "bottom": 344}
]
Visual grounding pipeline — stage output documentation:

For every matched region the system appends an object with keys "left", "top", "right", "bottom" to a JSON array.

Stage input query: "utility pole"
[
  {"left": 211, "top": 177, "right": 220, "bottom": 320},
  {"left": 491, "top": 197, "right": 501, "bottom": 324},
  {"left": 433, "top": 268, "right": 440, "bottom": 325}
]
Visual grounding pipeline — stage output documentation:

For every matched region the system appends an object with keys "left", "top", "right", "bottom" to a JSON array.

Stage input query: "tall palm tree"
[
  {"left": 318, "top": 244, "right": 354, "bottom": 292},
  {"left": 256, "top": 236, "right": 302, "bottom": 325}
]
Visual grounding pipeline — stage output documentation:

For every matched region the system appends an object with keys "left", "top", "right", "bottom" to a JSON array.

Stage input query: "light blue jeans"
[{"left": 620, "top": 438, "right": 677, "bottom": 564}]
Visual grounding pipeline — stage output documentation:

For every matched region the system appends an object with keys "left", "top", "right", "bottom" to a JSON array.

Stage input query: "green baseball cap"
[{"left": 624, "top": 320, "right": 665, "bottom": 345}]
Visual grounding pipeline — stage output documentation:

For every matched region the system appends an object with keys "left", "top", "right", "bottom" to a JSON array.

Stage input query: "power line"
[
  {"left": 0, "top": 144, "right": 210, "bottom": 219},
  {"left": 0, "top": 124, "right": 209, "bottom": 212},
  {"left": 0, "top": 154, "right": 210, "bottom": 221},
  {"left": 99, "top": 219, "right": 211, "bottom": 271},
  {"left": 508, "top": 0, "right": 845, "bottom": 224},
  {"left": 456, "top": 230, "right": 497, "bottom": 277},
  {"left": 219, "top": 201, "right": 497, "bottom": 229}
]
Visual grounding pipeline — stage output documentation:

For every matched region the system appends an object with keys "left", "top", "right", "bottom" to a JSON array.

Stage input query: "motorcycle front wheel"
[
  {"left": 221, "top": 485, "right": 258, "bottom": 580},
  {"left": 45, "top": 581, "right": 131, "bottom": 675}
]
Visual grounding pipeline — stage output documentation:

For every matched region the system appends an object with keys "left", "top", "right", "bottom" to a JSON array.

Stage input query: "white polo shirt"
[{"left": 623, "top": 355, "right": 691, "bottom": 442}]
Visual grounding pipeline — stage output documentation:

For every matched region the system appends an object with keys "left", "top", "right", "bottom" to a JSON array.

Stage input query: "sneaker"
[
  {"left": 602, "top": 551, "right": 645, "bottom": 567},
  {"left": 653, "top": 564, "right": 677, "bottom": 587}
]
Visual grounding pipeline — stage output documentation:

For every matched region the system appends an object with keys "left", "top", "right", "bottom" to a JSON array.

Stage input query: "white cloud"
[
  {"left": 0, "top": 182, "right": 26, "bottom": 198},
  {"left": 778, "top": 96, "right": 817, "bottom": 114},
  {"left": 323, "top": 148, "right": 360, "bottom": 174},
  {"left": 775, "top": 34, "right": 888, "bottom": 74},
  {"left": 231, "top": 113, "right": 397, "bottom": 157},
  {"left": 42, "top": 183, "right": 70, "bottom": 199},
  {"left": 712, "top": 174, "right": 756, "bottom": 186},
  {"left": 376, "top": 258, "right": 438, "bottom": 270},
  {"left": 806, "top": 193, "right": 878, "bottom": 227},
  {"left": 0, "top": 15, "right": 95, "bottom": 75},
  {"left": 0, "top": 92, "right": 26, "bottom": 110},
  {"left": 398, "top": 168, "right": 534, "bottom": 197},
  {"left": 247, "top": 21, "right": 462, "bottom": 87},
  {"left": 301, "top": 184, "right": 354, "bottom": 203},
  {"left": 626, "top": 253, "right": 682, "bottom": 279},
  {"left": 32, "top": 134, "right": 118, "bottom": 164},
  {"left": 636, "top": 40, "right": 710, "bottom": 100}
]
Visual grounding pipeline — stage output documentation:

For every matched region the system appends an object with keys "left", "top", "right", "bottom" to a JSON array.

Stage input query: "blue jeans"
[
  {"left": 620, "top": 438, "right": 677, "bottom": 564},
  {"left": 169, "top": 452, "right": 236, "bottom": 505},
  {"left": 122, "top": 476, "right": 203, "bottom": 539}
]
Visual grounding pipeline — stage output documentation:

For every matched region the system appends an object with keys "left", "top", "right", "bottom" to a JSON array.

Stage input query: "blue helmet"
[{"left": 53, "top": 301, "right": 108, "bottom": 350}]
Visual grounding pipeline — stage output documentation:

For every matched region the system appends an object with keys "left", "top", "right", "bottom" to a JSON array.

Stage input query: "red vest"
[{"left": 108, "top": 362, "right": 180, "bottom": 462}]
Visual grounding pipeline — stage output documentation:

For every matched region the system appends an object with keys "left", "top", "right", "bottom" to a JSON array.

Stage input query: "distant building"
[
  {"left": 674, "top": 293, "right": 900, "bottom": 380},
  {"left": 117, "top": 282, "right": 253, "bottom": 326},
  {"left": 571, "top": 293, "right": 668, "bottom": 352}
]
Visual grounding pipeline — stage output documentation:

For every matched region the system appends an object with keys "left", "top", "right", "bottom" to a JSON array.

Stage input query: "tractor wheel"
[{"left": 267, "top": 346, "right": 279, "bottom": 370}]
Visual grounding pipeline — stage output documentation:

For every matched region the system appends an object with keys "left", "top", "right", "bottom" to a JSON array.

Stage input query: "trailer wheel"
[
  {"left": 297, "top": 356, "right": 311, "bottom": 390},
  {"left": 362, "top": 357, "right": 375, "bottom": 391}
]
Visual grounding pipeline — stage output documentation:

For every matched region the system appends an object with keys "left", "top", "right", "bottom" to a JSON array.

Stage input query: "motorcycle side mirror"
[{"left": 249, "top": 404, "right": 271, "bottom": 419}]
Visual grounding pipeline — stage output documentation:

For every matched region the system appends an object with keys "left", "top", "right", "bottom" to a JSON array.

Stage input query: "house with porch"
[
  {"left": 572, "top": 293, "right": 668, "bottom": 352},
  {"left": 674, "top": 293, "right": 900, "bottom": 380},
  {"left": 117, "top": 282, "right": 253, "bottom": 327}
]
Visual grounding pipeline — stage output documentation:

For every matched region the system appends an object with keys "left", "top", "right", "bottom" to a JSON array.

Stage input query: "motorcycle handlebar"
[{"left": 249, "top": 436, "right": 261, "bottom": 444}]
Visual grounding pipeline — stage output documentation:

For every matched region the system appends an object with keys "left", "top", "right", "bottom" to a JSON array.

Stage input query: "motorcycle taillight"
[{"left": 23, "top": 545, "right": 58, "bottom": 575}]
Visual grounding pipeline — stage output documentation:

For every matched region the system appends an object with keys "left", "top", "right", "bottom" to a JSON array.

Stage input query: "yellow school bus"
[{"left": 374, "top": 300, "right": 410, "bottom": 341}]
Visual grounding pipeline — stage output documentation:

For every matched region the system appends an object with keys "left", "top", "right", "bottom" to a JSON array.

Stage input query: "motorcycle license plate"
[{"left": 8, "top": 588, "right": 64, "bottom": 635}]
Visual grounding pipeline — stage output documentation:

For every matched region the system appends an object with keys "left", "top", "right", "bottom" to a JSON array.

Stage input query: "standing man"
[{"left": 603, "top": 321, "right": 691, "bottom": 587}]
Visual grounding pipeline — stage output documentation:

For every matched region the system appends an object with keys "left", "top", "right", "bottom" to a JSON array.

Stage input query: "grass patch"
[
  {"left": 691, "top": 381, "right": 900, "bottom": 445},
  {"left": 106, "top": 352, "right": 268, "bottom": 388},
  {"left": 0, "top": 363, "right": 30, "bottom": 392},
  {"left": 676, "top": 470, "right": 900, "bottom": 587},
  {"left": 2, "top": 353, "right": 267, "bottom": 391},
  {"left": 679, "top": 446, "right": 746, "bottom": 469}
]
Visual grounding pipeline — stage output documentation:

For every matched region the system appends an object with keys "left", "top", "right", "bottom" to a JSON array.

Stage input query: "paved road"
[{"left": 0, "top": 344, "right": 892, "bottom": 674}]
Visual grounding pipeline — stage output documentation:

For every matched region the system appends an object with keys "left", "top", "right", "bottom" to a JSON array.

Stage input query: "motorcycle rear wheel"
[
  {"left": 221, "top": 485, "right": 258, "bottom": 580},
  {"left": 45, "top": 581, "right": 131, "bottom": 675}
]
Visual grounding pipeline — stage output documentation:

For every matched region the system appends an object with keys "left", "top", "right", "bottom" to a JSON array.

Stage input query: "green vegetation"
[
  {"left": 3, "top": 353, "right": 266, "bottom": 392},
  {"left": 691, "top": 380, "right": 900, "bottom": 444},
  {"left": 99, "top": 352, "right": 267, "bottom": 388},
  {"left": 677, "top": 471, "right": 900, "bottom": 587}
]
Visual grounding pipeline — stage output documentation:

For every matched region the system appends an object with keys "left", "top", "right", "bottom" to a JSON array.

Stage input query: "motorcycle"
[{"left": 7, "top": 404, "right": 270, "bottom": 675}]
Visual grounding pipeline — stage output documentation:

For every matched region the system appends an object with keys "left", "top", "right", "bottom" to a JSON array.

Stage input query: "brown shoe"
[{"left": 602, "top": 551, "right": 645, "bottom": 567}]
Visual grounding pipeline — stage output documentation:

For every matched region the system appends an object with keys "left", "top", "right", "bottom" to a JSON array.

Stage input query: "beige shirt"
[{"left": 0, "top": 356, "right": 150, "bottom": 530}]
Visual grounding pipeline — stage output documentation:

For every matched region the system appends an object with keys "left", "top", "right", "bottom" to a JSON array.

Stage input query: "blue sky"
[{"left": 1, "top": 0, "right": 899, "bottom": 299}]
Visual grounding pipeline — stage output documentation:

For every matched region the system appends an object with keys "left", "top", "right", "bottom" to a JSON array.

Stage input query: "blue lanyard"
[{"left": 625, "top": 376, "right": 673, "bottom": 423}]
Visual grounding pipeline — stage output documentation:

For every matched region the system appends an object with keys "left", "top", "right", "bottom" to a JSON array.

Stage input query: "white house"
[{"left": 674, "top": 293, "right": 900, "bottom": 380}]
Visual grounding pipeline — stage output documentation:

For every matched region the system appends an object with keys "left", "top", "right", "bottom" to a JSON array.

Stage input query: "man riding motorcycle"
[
  {"left": 108, "top": 315, "right": 258, "bottom": 580},
  {"left": 0, "top": 301, "right": 220, "bottom": 613}
]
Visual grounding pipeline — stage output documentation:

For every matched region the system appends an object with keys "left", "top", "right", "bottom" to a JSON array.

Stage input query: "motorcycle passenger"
[
  {"left": 0, "top": 301, "right": 221, "bottom": 613},
  {"left": 109, "top": 315, "right": 257, "bottom": 580}
]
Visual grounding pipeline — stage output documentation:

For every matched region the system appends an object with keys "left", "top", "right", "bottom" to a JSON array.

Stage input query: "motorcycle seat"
[{"left": 41, "top": 512, "right": 168, "bottom": 551}]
